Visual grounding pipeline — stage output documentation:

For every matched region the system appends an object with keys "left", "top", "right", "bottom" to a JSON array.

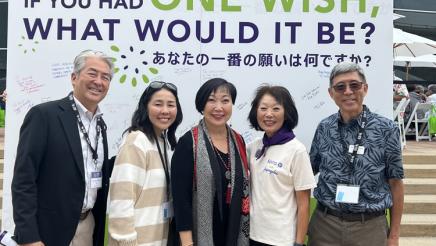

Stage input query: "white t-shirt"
[
  {"left": 248, "top": 138, "right": 316, "bottom": 245},
  {"left": 427, "top": 94, "right": 436, "bottom": 105}
]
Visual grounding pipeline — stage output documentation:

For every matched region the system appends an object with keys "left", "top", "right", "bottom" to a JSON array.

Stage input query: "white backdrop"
[{"left": 3, "top": 0, "right": 393, "bottom": 231}]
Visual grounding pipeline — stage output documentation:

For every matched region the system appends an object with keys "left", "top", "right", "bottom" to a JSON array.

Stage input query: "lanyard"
[
  {"left": 349, "top": 107, "right": 367, "bottom": 165},
  {"left": 153, "top": 133, "right": 171, "bottom": 199},
  {"left": 339, "top": 106, "right": 368, "bottom": 176},
  {"left": 69, "top": 92, "right": 101, "bottom": 167}
]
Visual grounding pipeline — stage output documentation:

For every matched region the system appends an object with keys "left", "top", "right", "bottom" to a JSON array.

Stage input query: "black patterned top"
[{"left": 310, "top": 106, "right": 404, "bottom": 213}]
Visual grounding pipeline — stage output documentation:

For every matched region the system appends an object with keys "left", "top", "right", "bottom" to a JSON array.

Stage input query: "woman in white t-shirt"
[{"left": 247, "top": 85, "right": 316, "bottom": 246}]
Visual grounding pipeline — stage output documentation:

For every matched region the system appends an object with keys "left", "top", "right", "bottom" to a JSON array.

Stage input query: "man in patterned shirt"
[{"left": 308, "top": 62, "right": 404, "bottom": 246}]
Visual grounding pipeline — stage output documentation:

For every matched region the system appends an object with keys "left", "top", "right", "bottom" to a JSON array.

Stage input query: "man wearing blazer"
[{"left": 12, "top": 50, "right": 114, "bottom": 246}]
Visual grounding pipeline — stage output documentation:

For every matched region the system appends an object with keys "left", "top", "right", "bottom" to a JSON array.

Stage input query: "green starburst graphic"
[
  {"left": 110, "top": 45, "right": 159, "bottom": 87},
  {"left": 18, "top": 36, "right": 39, "bottom": 54}
]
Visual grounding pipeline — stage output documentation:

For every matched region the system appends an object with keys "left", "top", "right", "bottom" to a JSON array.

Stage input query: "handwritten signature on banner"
[
  {"left": 301, "top": 86, "right": 320, "bottom": 101},
  {"left": 13, "top": 99, "right": 34, "bottom": 114},
  {"left": 17, "top": 76, "right": 45, "bottom": 94},
  {"left": 314, "top": 101, "right": 325, "bottom": 110},
  {"left": 109, "top": 118, "right": 130, "bottom": 151},
  {"left": 51, "top": 62, "right": 73, "bottom": 79},
  {"left": 318, "top": 70, "right": 331, "bottom": 78},
  {"left": 201, "top": 69, "right": 227, "bottom": 80},
  {"left": 242, "top": 131, "right": 255, "bottom": 144},
  {"left": 237, "top": 102, "right": 248, "bottom": 111},
  {"left": 111, "top": 135, "right": 123, "bottom": 153},
  {"left": 41, "top": 97, "right": 51, "bottom": 103},
  {"left": 174, "top": 67, "right": 193, "bottom": 76}
]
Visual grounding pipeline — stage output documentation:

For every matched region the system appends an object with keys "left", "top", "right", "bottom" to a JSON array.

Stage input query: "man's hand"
[
  {"left": 20, "top": 241, "right": 45, "bottom": 246},
  {"left": 388, "top": 179, "right": 404, "bottom": 246},
  {"left": 387, "top": 236, "right": 399, "bottom": 246}
]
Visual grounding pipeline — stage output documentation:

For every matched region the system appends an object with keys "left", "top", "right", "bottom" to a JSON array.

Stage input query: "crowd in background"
[{"left": 393, "top": 83, "right": 436, "bottom": 124}]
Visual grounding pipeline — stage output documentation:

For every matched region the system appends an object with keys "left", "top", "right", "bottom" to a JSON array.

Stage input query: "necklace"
[
  {"left": 214, "top": 146, "right": 231, "bottom": 180},
  {"left": 210, "top": 131, "right": 232, "bottom": 204}
]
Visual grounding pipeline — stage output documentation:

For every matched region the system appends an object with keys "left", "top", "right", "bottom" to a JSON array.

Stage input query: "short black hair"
[
  {"left": 195, "top": 78, "right": 237, "bottom": 114},
  {"left": 248, "top": 84, "right": 298, "bottom": 131},
  {"left": 125, "top": 84, "right": 183, "bottom": 150},
  {"left": 406, "top": 84, "right": 416, "bottom": 92}
]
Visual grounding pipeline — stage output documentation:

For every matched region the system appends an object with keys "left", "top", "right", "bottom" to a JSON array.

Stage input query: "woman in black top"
[{"left": 171, "top": 78, "right": 250, "bottom": 246}]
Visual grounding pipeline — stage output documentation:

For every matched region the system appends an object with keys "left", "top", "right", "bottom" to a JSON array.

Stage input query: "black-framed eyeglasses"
[
  {"left": 332, "top": 80, "right": 365, "bottom": 93},
  {"left": 148, "top": 81, "right": 178, "bottom": 92}
]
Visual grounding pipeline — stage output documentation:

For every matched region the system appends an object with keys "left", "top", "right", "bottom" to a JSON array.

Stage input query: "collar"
[
  {"left": 255, "top": 127, "right": 295, "bottom": 159},
  {"left": 337, "top": 105, "right": 370, "bottom": 127},
  {"left": 73, "top": 95, "right": 103, "bottom": 120}
]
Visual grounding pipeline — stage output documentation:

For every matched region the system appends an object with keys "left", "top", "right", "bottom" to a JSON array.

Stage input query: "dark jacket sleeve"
[
  {"left": 171, "top": 131, "right": 194, "bottom": 231},
  {"left": 12, "top": 106, "right": 48, "bottom": 244}
]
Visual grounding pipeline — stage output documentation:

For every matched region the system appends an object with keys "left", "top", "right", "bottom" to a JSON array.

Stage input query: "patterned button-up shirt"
[{"left": 310, "top": 106, "right": 404, "bottom": 213}]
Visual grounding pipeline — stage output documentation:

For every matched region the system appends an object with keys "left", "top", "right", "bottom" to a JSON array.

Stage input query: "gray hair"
[
  {"left": 428, "top": 84, "right": 436, "bottom": 94},
  {"left": 329, "top": 61, "right": 366, "bottom": 87},
  {"left": 72, "top": 50, "right": 114, "bottom": 79},
  {"left": 415, "top": 84, "right": 425, "bottom": 94}
]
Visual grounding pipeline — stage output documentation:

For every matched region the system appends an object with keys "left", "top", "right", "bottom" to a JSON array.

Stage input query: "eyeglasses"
[
  {"left": 331, "top": 80, "right": 365, "bottom": 93},
  {"left": 148, "top": 81, "right": 177, "bottom": 92}
]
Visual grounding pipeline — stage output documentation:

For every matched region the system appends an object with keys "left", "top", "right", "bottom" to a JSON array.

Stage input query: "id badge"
[
  {"left": 264, "top": 161, "right": 277, "bottom": 173},
  {"left": 163, "top": 201, "right": 173, "bottom": 220},
  {"left": 90, "top": 171, "right": 102, "bottom": 189},
  {"left": 335, "top": 184, "right": 360, "bottom": 204},
  {"left": 348, "top": 145, "right": 365, "bottom": 155}
]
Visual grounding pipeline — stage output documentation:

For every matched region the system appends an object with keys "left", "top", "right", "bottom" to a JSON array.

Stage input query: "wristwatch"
[{"left": 293, "top": 243, "right": 306, "bottom": 246}]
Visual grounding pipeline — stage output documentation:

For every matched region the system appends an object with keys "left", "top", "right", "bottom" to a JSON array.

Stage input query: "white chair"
[
  {"left": 393, "top": 98, "right": 405, "bottom": 119},
  {"left": 393, "top": 98, "right": 410, "bottom": 149},
  {"left": 405, "top": 102, "right": 433, "bottom": 141}
]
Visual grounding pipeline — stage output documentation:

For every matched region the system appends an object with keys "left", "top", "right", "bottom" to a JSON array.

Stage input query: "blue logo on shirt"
[{"left": 263, "top": 159, "right": 283, "bottom": 175}]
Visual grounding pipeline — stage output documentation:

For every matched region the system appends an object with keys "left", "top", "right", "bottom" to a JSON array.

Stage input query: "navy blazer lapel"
[{"left": 58, "top": 97, "right": 85, "bottom": 179}]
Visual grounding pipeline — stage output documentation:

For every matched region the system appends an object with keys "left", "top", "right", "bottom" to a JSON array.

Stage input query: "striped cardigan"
[{"left": 108, "top": 131, "right": 171, "bottom": 246}]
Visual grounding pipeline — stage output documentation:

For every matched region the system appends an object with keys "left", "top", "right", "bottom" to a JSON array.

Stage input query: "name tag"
[
  {"left": 348, "top": 145, "right": 365, "bottom": 155},
  {"left": 263, "top": 159, "right": 282, "bottom": 175},
  {"left": 335, "top": 184, "right": 360, "bottom": 204},
  {"left": 163, "top": 201, "right": 173, "bottom": 220},
  {"left": 90, "top": 171, "right": 102, "bottom": 189}
]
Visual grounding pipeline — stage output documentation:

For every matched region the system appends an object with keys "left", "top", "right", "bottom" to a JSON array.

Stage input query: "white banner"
[{"left": 3, "top": 0, "right": 393, "bottom": 231}]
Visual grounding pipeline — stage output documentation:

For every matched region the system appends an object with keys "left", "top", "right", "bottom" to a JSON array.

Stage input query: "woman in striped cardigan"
[{"left": 108, "top": 81, "right": 183, "bottom": 246}]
